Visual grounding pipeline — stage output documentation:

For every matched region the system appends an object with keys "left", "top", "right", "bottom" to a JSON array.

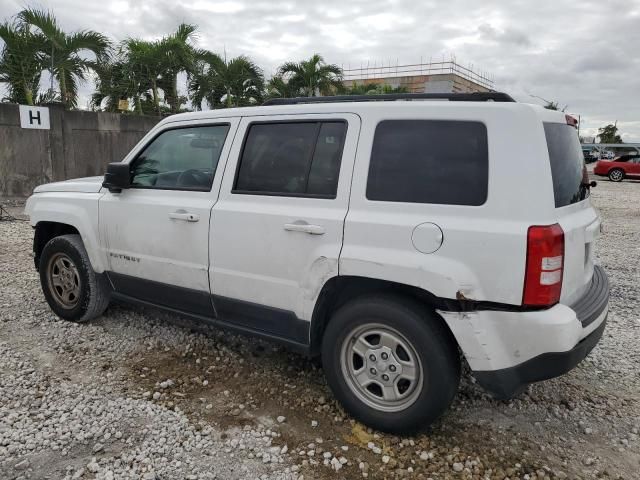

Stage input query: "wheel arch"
[
  {"left": 309, "top": 275, "right": 457, "bottom": 356},
  {"left": 34, "top": 222, "right": 80, "bottom": 270},
  {"left": 27, "top": 193, "right": 105, "bottom": 273}
]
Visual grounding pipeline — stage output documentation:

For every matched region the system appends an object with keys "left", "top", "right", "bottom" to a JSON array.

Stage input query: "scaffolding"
[{"left": 341, "top": 59, "right": 495, "bottom": 92}]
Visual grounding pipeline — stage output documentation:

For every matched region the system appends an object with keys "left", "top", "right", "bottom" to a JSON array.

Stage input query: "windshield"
[{"left": 544, "top": 123, "right": 587, "bottom": 208}]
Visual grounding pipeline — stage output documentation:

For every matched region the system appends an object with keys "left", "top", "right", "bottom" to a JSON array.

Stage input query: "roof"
[
  {"left": 263, "top": 92, "right": 515, "bottom": 105},
  {"left": 160, "top": 94, "right": 560, "bottom": 126}
]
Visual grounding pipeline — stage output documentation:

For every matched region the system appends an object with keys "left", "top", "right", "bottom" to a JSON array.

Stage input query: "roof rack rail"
[{"left": 262, "top": 91, "right": 516, "bottom": 106}]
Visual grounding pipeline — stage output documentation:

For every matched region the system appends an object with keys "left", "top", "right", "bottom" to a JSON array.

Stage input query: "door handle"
[
  {"left": 283, "top": 222, "right": 325, "bottom": 235},
  {"left": 169, "top": 211, "right": 200, "bottom": 222}
]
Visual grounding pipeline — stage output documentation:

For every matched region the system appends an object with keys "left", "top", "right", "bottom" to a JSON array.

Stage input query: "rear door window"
[
  {"left": 544, "top": 123, "right": 587, "bottom": 207},
  {"left": 234, "top": 121, "right": 347, "bottom": 197},
  {"left": 366, "top": 120, "right": 488, "bottom": 205}
]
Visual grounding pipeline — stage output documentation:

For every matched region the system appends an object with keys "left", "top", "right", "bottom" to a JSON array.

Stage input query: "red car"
[{"left": 593, "top": 154, "right": 640, "bottom": 182}]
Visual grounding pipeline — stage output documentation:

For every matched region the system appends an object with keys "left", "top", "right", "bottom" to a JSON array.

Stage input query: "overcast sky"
[{"left": 1, "top": 0, "right": 639, "bottom": 141}]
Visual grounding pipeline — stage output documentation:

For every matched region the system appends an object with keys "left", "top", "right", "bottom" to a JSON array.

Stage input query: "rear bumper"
[
  {"left": 473, "top": 316, "right": 606, "bottom": 398},
  {"left": 440, "top": 265, "right": 609, "bottom": 398}
]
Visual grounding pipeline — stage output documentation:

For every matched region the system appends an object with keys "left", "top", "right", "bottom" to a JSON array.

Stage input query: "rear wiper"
[{"left": 579, "top": 180, "right": 596, "bottom": 200}]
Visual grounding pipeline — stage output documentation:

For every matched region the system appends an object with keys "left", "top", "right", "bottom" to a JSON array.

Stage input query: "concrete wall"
[{"left": 0, "top": 103, "right": 160, "bottom": 197}]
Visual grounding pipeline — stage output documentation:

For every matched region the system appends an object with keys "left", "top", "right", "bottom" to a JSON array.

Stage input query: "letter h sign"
[{"left": 19, "top": 105, "right": 51, "bottom": 130}]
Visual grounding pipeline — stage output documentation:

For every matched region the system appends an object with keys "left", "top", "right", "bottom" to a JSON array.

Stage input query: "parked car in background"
[
  {"left": 594, "top": 154, "right": 640, "bottom": 182},
  {"left": 600, "top": 150, "right": 616, "bottom": 160},
  {"left": 582, "top": 147, "right": 599, "bottom": 163}
]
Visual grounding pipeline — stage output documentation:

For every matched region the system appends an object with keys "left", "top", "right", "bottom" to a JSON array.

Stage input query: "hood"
[{"left": 33, "top": 176, "right": 104, "bottom": 194}]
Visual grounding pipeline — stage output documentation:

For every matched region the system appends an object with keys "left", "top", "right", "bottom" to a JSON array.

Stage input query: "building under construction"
[{"left": 341, "top": 59, "right": 494, "bottom": 94}]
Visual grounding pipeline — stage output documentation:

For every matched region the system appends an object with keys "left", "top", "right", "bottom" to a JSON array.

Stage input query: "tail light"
[
  {"left": 523, "top": 224, "right": 564, "bottom": 306},
  {"left": 565, "top": 114, "right": 578, "bottom": 128}
]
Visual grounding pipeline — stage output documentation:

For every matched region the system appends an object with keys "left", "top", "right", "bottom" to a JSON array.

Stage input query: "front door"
[
  {"left": 210, "top": 114, "right": 360, "bottom": 342},
  {"left": 99, "top": 119, "right": 238, "bottom": 315}
]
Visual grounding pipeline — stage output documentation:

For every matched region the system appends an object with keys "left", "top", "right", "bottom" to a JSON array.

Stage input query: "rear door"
[
  {"left": 544, "top": 121, "right": 600, "bottom": 304},
  {"left": 210, "top": 113, "right": 360, "bottom": 337}
]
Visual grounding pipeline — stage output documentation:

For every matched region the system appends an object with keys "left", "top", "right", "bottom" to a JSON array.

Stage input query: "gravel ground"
[{"left": 0, "top": 177, "right": 638, "bottom": 480}]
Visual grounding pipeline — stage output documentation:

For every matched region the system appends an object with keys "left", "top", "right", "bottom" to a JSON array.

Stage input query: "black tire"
[
  {"left": 39, "top": 234, "right": 110, "bottom": 322},
  {"left": 608, "top": 168, "right": 624, "bottom": 182},
  {"left": 321, "top": 294, "right": 460, "bottom": 434}
]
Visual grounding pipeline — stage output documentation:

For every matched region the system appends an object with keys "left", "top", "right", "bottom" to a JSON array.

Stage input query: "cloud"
[
  {"left": 572, "top": 48, "right": 629, "bottom": 73},
  {"left": 0, "top": 0, "right": 638, "bottom": 140},
  {"left": 477, "top": 23, "right": 531, "bottom": 46}
]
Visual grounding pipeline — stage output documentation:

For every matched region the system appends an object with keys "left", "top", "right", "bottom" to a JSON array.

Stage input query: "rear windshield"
[{"left": 544, "top": 123, "right": 587, "bottom": 207}]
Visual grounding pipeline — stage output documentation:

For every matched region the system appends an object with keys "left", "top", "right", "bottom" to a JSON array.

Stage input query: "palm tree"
[
  {"left": 90, "top": 59, "right": 137, "bottom": 112},
  {"left": 0, "top": 20, "right": 46, "bottom": 105},
  {"left": 189, "top": 51, "right": 264, "bottom": 109},
  {"left": 265, "top": 74, "right": 300, "bottom": 99},
  {"left": 17, "top": 8, "right": 110, "bottom": 108},
  {"left": 120, "top": 23, "right": 198, "bottom": 115},
  {"left": 157, "top": 23, "right": 198, "bottom": 113},
  {"left": 277, "top": 54, "right": 342, "bottom": 97},
  {"left": 121, "top": 38, "right": 165, "bottom": 115},
  {"left": 345, "top": 82, "right": 409, "bottom": 95},
  {"left": 343, "top": 82, "right": 377, "bottom": 95}
]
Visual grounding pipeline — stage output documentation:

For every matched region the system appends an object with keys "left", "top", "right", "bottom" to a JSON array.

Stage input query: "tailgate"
[
  {"left": 557, "top": 204, "right": 600, "bottom": 304},
  {"left": 543, "top": 121, "right": 600, "bottom": 304}
]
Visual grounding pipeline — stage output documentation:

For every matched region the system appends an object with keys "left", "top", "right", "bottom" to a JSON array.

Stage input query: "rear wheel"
[
  {"left": 321, "top": 295, "right": 460, "bottom": 433},
  {"left": 39, "top": 234, "right": 110, "bottom": 322},
  {"left": 608, "top": 168, "right": 624, "bottom": 182}
]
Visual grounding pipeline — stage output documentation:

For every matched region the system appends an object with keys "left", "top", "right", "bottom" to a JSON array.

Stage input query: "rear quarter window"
[
  {"left": 544, "top": 123, "right": 587, "bottom": 207},
  {"left": 366, "top": 120, "right": 488, "bottom": 206}
]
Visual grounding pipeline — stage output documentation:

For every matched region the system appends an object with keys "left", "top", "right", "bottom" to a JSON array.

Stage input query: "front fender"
[{"left": 26, "top": 192, "right": 106, "bottom": 272}]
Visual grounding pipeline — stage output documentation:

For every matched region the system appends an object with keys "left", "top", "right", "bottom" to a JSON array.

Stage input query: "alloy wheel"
[
  {"left": 47, "top": 253, "right": 81, "bottom": 308},
  {"left": 340, "top": 323, "right": 423, "bottom": 412}
]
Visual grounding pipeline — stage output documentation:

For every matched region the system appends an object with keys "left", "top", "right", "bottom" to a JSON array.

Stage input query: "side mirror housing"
[{"left": 102, "top": 162, "right": 131, "bottom": 193}]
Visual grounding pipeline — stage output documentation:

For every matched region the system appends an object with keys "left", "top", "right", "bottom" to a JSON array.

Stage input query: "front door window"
[{"left": 131, "top": 125, "right": 230, "bottom": 191}]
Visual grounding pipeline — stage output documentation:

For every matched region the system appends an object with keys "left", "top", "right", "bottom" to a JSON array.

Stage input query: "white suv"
[{"left": 25, "top": 92, "right": 609, "bottom": 433}]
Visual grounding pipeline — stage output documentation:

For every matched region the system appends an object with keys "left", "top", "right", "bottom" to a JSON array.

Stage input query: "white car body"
[{"left": 26, "top": 98, "right": 609, "bottom": 399}]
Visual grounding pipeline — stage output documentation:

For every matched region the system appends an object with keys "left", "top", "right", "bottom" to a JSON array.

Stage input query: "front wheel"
[
  {"left": 39, "top": 234, "right": 110, "bottom": 322},
  {"left": 608, "top": 168, "right": 624, "bottom": 182},
  {"left": 321, "top": 295, "right": 460, "bottom": 433}
]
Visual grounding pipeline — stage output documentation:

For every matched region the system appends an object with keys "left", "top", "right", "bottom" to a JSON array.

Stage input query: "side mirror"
[{"left": 102, "top": 162, "right": 131, "bottom": 193}]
